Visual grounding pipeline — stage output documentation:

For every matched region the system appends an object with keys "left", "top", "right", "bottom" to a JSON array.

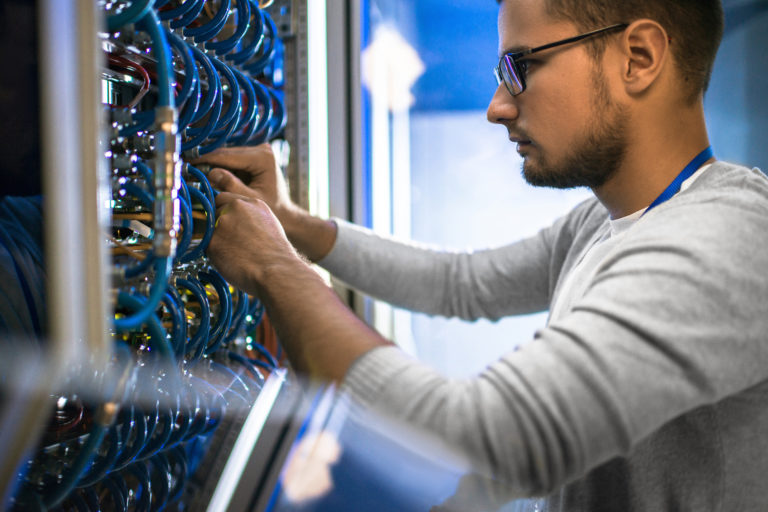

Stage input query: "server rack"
[{"left": 0, "top": 1, "right": 317, "bottom": 510}]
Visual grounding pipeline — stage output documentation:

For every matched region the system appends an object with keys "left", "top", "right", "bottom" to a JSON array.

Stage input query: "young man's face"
[{"left": 487, "top": 0, "right": 629, "bottom": 189}]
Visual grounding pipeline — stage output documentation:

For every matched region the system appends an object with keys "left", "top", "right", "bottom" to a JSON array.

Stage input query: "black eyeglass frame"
[{"left": 493, "top": 23, "right": 629, "bottom": 97}]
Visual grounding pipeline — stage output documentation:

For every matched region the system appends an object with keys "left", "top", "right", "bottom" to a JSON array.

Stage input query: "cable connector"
[{"left": 153, "top": 106, "right": 181, "bottom": 258}]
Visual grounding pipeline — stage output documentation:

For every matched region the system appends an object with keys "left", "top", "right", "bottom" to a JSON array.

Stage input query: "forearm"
[
  {"left": 319, "top": 220, "right": 553, "bottom": 320},
  {"left": 251, "top": 254, "right": 391, "bottom": 381}
]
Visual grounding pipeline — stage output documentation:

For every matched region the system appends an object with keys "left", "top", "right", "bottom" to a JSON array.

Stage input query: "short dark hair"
[{"left": 499, "top": 0, "right": 724, "bottom": 103}]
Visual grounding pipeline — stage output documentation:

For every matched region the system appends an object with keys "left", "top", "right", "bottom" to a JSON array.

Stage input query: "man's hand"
[
  {"left": 208, "top": 185, "right": 389, "bottom": 382},
  {"left": 192, "top": 143, "right": 295, "bottom": 222},
  {"left": 207, "top": 191, "right": 299, "bottom": 294},
  {"left": 191, "top": 144, "right": 337, "bottom": 262},
  {"left": 196, "top": 149, "right": 390, "bottom": 383}
]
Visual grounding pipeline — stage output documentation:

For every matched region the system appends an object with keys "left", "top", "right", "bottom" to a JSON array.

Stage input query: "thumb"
[{"left": 207, "top": 167, "right": 254, "bottom": 196}]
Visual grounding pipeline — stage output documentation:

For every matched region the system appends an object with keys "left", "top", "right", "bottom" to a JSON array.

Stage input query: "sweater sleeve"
[
  {"left": 342, "top": 181, "right": 768, "bottom": 496},
  {"left": 318, "top": 199, "right": 605, "bottom": 320}
]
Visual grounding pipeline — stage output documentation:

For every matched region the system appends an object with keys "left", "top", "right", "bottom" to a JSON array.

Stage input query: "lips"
[
  {"left": 509, "top": 136, "right": 533, "bottom": 155},
  {"left": 508, "top": 135, "right": 532, "bottom": 145}
]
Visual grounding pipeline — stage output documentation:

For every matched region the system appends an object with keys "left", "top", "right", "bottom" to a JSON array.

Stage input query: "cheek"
[
  {"left": 528, "top": 70, "right": 596, "bottom": 148},
  {"left": 537, "top": 54, "right": 596, "bottom": 109},
  {"left": 532, "top": 98, "right": 587, "bottom": 151}
]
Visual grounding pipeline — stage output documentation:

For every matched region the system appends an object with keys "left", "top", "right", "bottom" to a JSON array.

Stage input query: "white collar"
[{"left": 608, "top": 163, "right": 714, "bottom": 236}]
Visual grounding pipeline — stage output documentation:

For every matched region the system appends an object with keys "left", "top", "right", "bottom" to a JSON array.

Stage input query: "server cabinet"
[{"left": 0, "top": 1, "right": 318, "bottom": 510}]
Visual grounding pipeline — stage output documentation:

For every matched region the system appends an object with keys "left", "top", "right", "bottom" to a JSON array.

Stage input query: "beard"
[{"left": 521, "top": 68, "right": 630, "bottom": 189}]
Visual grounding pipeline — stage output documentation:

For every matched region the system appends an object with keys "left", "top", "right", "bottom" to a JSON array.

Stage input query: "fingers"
[
  {"left": 213, "top": 190, "right": 271, "bottom": 219},
  {"left": 207, "top": 167, "right": 255, "bottom": 196},
  {"left": 214, "top": 190, "right": 250, "bottom": 210},
  {"left": 214, "top": 192, "right": 251, "bottom": 232},
  {"left": 188, "top": 143, "right": 275, "bottom": 177}
]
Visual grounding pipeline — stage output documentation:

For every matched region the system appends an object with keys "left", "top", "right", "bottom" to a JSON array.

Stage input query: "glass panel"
[
  {"left": 360, "top": 0, "right": 591, "bottom": 377},
  {"left": 706, "top": 0, "right": 768, "bottom": 171}
]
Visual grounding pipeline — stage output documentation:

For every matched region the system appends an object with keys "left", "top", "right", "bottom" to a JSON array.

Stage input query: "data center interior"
[{"left": 0, "top": 0, "right": 767, "bottom": 511}]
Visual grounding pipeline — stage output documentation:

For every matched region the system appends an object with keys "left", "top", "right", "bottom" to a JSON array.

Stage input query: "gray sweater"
[{"left": 319, "top": 162, "right": 768, "bottom": 511}]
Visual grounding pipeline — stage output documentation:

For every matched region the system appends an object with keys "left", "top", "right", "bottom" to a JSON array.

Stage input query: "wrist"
[
  {"left": 246, "top": 247, "right": 306, "bottom": 291},
  {"left": 280, "top": 207, "right": 338, "bottom": 262}
]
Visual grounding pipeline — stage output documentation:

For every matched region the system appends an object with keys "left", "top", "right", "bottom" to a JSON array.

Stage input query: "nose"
[{"left": 486, "top": 84, "right": 519, "bottom": 125}]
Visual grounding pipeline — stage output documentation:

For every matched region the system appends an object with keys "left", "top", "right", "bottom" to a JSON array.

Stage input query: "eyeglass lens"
[{"left": 501, "top": 55, "right": 524, "bottom": 95}]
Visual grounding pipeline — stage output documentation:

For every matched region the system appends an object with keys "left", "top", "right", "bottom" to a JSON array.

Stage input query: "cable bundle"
[{"left": 5, "top": 1, "right": 290, "bottom": 509}]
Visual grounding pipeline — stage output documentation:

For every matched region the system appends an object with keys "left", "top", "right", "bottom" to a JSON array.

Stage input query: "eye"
[{"left": 516, "top": 59, "right": 533, "bottom": 75}]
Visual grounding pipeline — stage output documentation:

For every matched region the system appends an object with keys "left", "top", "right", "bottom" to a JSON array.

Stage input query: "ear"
[{"left": 619, "top": 19, "right": 670, "bottom": 96}]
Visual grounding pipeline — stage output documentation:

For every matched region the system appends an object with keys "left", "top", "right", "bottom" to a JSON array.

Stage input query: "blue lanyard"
[{"left": 642, "top": 146, "right": 714, "bottom": 216}]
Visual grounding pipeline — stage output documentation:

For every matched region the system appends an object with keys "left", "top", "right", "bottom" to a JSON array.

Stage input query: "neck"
[{"left": 593, "top": 102, "right": 713, "bottom": 219}]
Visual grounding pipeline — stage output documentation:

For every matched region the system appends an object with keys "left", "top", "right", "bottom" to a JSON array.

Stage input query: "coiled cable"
[
  {"left": 106, "top": 0, "right": 154, "bottom": 33},
  {"left": 207, "top": 0, "right": 251, "bottom": 55},
  {"left": 179, "top": 186, "right": 215, "bottom": 263},
  {"left": 176, "top": 277, "right": 211, "bottom": 360},
  {"left": 185, "top": 0, "right": 232, "bottom": 42},
  {"left": 197, "top": 269, "right": 233, "bottom": 356},
  {"left": 228, "top": 2, "right": 265, "bottom": 65}
]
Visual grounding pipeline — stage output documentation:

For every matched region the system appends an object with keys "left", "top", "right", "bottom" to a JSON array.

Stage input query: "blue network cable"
[
  {"left": 124, "top": 462, "right": 152, "bottom": 511},
  {"left": 224, "top": 289, "right": 248, "bottom": 344},
  {"left": 135, "top": 160, "right": 155, "bottom": 192},
  {"left": 170, "top": 0, "right": 206, "bottom": 29},
  {"left": 77, "top": 427, "right": 120, "bottom": 488},
  {"left": 106, "top": 0, "right": 153, "bottom": 33},
  {"left": 229, "top": 68, "right": 259, "bottom": 144},
  {"left": 111, "top": 408, "right": 148, "bottom": 471},
  {"left": 42, "top": 424, "right": 108, "bottom": 509},
  {"left": 114, "top": 290, "right": 174, "bottom": 359},
  {"left": 228, "top": 2, "right": 265, "bottom": 65},
  {"left": 183, "top": 50, "right": 223, "bottom": 152},
  {"left": 166, "top": 446, "right": 189, "bottom": 503},
  {"left": 198, "top": 59, "right": 243, "bottom": 155},
  {"left": 138, "top": 9, "right": 174, "bottom": 108},
  {"left": 158, "top": 0, "right": 203, "bottom": 23},
  {"left": 176, "top": 277, "right": 211, "bottom": 360},
  {"left": 198, "top": 269, "right": 233, "bottom": 356},
  {"left": 189, "top": 47, "right": 221, "bottom": 125},
  {"left": 118, "top": 181, "right": 156, "bottom": 279},
  {"left": 167, "top": 30, "right": 200, "bottom": 131},
  {"left": 241, "top": 79, "right": 273, "bottom": 145},
  {"left": 146, "top": 453, "right": 172, "bottom": 509},
  {"left": 167, "top": 29, "right": 198, "bottom": 108},
  {"left": 248, "top": 341, "right": 279, "bottom": 370},
  {"left": 185, "top": 0, "right": 232, "bottom": 42},
  {"left": 247, "top": 295, "right": 265, "bottom": 326},
  {"left": 211, "top": 59, "right": 243, "bottom": 132},
  {"left": 179, "top": 186, "right": 215, "bottom": 263},
  {"left": 244, "top": 11, "right": 278, "bottom": 75},
  {"left": 175, "top": 180, "right": 194, "bottom": 263},
  {"left": 207, "top": 0, "right": 251, "bottom": 55},
  {"left": 228, "top": 351, "right": 266, "bottom": 387},
  {"left": 162, "top": 288, "right": 187, "bottom": 357},
  {"left": 266, "top": 88, "right": 287, "bottom": 139},
  {"left": 137, "top": 408, "right": 175, "bottom": 460},
  {"left": 186, "top": 165, "right": 216, "bottom": 207}
]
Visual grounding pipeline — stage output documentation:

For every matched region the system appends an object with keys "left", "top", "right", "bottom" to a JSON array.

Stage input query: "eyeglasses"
[{"left": 493, "top": 23, "right": 629, "bottom": 97}]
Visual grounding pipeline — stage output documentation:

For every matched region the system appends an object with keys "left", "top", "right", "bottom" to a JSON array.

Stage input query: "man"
[{"left": 195, "top": 0, "right": 768, "bottom": 509}]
